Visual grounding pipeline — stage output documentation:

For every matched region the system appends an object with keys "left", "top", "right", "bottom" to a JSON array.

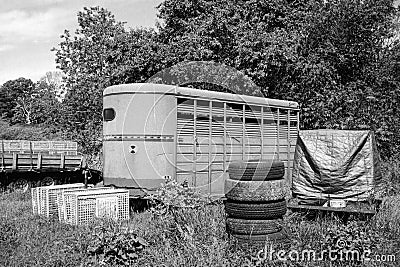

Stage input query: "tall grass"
[
  {"left": 1, "top": 192, "right": 399, "bottom": 266},
  {"left": 0, "top": 192, "right": 90, "bottom": 267},
  {"left": 1, "top": 157, "right": 400, "bottom": 266}
]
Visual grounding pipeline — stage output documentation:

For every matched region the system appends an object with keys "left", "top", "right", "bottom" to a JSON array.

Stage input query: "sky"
[{"left": 0, "top": 0, "right": 162, "bottom": 85}]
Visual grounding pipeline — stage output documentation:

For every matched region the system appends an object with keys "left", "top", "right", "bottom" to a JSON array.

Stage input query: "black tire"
[
  {"left": 225, "top": 178, "right": 286, "bottom": 202},
  {"left": 8, "top": 178, "right": 30, "bottom": 192},
  {"left": 228, "top": 160, "right": 285, "bottom": 181},
  {"left": 39, "top": 176, "right": 54, "bottom": 186},
  {"left": 232, "top": 229, "right": 291, "bottom": 247},
  {"left": 226, "top": 217, "right": 283, "bottom": 235},
  {"left": 225, "top": 200, "right": 287, "bottom": 219}
]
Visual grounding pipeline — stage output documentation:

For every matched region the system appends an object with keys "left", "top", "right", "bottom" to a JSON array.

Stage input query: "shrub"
[
  {"left": 0, "top": 119, "right": 66, "bottom": 141},
  {"left": 149, "top": 176, "right": 212, "bottom": 213}
]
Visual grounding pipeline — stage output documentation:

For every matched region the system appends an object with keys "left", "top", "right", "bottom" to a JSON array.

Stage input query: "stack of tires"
[{"left": 225, "top": 160, "right": 290, "bottom": 247}]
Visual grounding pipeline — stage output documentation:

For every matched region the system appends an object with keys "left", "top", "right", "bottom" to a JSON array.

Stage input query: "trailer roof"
[{"left": 103, "top": 83, "right": 299, "bottom": 109}]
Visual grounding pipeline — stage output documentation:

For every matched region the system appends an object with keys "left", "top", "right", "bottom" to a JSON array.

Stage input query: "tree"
[
  {"left": 53, "top": 6, "right": 163, "bottom": 153},
  {"left": 39, "top": 71, "right": 65, "bottom": 100},
  {"left": 53, "top": 2, "right": 400, "bottom": 157},
  {"left": 0, "top": 78, "right": 60, "bottom": 125},
  {"left": 30, "top": 81, "right": 62, "bottom": 125},
  {"left": 0, "top": 78, "right": 35, "bottom": 123},
  {"left": 157, "top": 0, "right": 298, "bottom": 96},
  {"left": 157, "top": 0, "right": 397, "bottom": 119},
  {"left": 53, "top": 6, "right": 132, "bottom": 153}
]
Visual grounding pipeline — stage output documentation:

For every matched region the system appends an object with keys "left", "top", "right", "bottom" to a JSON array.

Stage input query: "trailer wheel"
[
  {"left": 9, "top": 178, "right": 30, "bottom": 192},
  {"left": 226, "top": 217, "right": 283, "bottom": 235},
  {"left": 231, "top": 229, "right": 291, "bottom": 247},
  {"left": 225, "top": 200, "right": 287, "bottom": 219},
  {"left": 225, "top": 178, "right": 287, "bottom": 202},
  {"left": 40, "top": 176, "right": 54, "bottom": 186},
  {"left": 228, "top": 160, "right": 285, "bottom": 181}
]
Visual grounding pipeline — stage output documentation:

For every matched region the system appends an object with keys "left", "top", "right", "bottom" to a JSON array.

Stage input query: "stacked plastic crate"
[
  {"left": 31, "top": 183, "right": 88, "bottom": 216},
  {"left": 32, "top": 184, "right": 129, "bottom": 225},
  {"left": 62, "top": 189, "right": 129, "bottom": 225}
]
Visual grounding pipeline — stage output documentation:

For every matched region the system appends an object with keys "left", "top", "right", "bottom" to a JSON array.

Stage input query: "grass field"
[{"left": 1, "top": 160, "right": 400, "bottom": 266}]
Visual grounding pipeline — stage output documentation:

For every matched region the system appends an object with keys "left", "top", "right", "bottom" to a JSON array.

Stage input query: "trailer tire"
[
  {"left": 225, "top": 200, "right": 287, "bottom": 219},
  {"left": 226, "top": 217, "right": 283, "bottom": 235},
  {"left": 232, "top": 229, "right": 291, "bottom": 247},
  {"left": 228, "top": 160, "right": 285, "bottom": 181},
  {"left": 225, "top": 178, "right": 286, "bottom": 202},
  {"left": 9, "top": 178, "right": 30, "bottom": 192},
  {"left": 40, "top": 176, "right": 54, "bottom": 186}
]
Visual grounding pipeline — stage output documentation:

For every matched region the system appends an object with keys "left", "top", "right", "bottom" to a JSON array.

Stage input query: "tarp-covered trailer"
[
  {"left": 0, "top": 140, "right": 101, "bottom": 189},
  {"left": 288, "top": 130, "right": 382, "bottom": 217},
  {"left": 102, "top": 83, "right": 300, "bottom": 197}
]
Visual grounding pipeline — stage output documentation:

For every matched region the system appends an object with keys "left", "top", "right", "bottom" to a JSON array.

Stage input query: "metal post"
[
  {"left": 193, "top": 99, "right": 197, "bottom": 187},
  {"left": 242, "top": 105, "right": 245, "bottom": 160},
  {"left": 277, "top": 109, "right": 280, "bottom": 161},
  {"left": 223, "top": 102, "right": 227, "bottom": 172},
  {"left": 37, "top": 154, "right": 42, "bottom": 169},
  {"left": 208, "top": 101, "right": 212, "bottom": 194},
  {"left": 12, "top": 153, "right": 17, "bottom": 170},
  {"left": 261, "top": 106, "right": 264, "bottom": 160},
  {"left": 29, "top": 141, "right": 33, "bottom": 171},
  {"left": 84, "top": 170, "right": 88, "bottom": 188},
  {"left": 287, "top": 110, "right": 291, "bottom": 183},
  {"left": 1, "top": 140, "right": 4, "bottom": 170}
]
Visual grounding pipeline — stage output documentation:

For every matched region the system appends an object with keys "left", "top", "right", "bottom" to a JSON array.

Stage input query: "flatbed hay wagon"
[{"left": 0, "top": 140, "right": 101, "bottom": 190}]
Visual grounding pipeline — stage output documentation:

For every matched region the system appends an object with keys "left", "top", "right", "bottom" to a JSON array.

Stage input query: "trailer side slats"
[{"left": 176, "top": 96, "right": 299, "bottom": 193}]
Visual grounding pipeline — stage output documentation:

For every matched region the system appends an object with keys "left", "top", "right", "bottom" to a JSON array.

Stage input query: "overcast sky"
[{"left": 0, "top": 0, "right": 162, "bottom": 85}]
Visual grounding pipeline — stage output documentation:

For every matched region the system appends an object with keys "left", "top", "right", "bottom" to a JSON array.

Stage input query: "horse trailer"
[{"left": 103, "top": 83, "right": 299, "bottom": 197}]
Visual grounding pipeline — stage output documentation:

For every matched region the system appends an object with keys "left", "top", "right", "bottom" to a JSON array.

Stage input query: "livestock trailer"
[{"left": 103, "top": 83, "right": 300, "bottom": 197}]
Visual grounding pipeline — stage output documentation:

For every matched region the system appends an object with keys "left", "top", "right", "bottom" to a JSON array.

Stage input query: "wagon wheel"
[
  {"left": 39, "top": 176, "right": 54, "bottom": 186},
  {"left": 0, "top": 179, "right": 5, "bottom": 192},
  {"left": 9, "top": 178, "right": 30, "bottom": 192}
]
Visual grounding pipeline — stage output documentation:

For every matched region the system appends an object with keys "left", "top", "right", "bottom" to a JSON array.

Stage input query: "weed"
[
  {"left": 148, "top": 176, "right": 211, "bottom": 214},
  {"left": 86, "top": 222, "right": 148, "bottom": 266}
]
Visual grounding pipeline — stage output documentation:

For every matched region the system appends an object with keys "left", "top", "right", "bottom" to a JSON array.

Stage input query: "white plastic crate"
[
  {"left": 31, "top": 187, "right": 39, "bottom": 214},
  {"left": 31, "top": 183, "right": 88, "bottom": 217},
  {"left": 63, "top": 189, "right": 129, "bottom": 225},
  {"left": 56, "top": 187, "right": 112, "bottom": 222},
  {"left": 32, "top": 186, "right": 49, "bottom": 215}
]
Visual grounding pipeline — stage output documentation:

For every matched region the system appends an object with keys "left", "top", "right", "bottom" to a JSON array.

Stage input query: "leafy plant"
[
  {"left": 86, "top": 223, "right": 148, "bottom": 266},
  {"left": 149, "top": 176, "right": 211, "bottom": 215}
]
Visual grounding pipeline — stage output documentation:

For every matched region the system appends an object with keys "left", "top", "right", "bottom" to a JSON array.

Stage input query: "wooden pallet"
[{"left": 287, "top": 197, "right": 381, "bottom": 220}]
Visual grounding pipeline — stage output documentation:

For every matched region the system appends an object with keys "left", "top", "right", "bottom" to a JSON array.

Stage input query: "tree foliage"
[
  {"left": 53, "top": 7, "right": 165, "bottom": 153},
  {"left": 0, "top": 78, "right": 35, "bottom": 122},
  {"left": 53, "top": 2, "right": 400, "bottom": 157},
  {"left": 0, "top": 78, "right": 60, "bottom": 125}
]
